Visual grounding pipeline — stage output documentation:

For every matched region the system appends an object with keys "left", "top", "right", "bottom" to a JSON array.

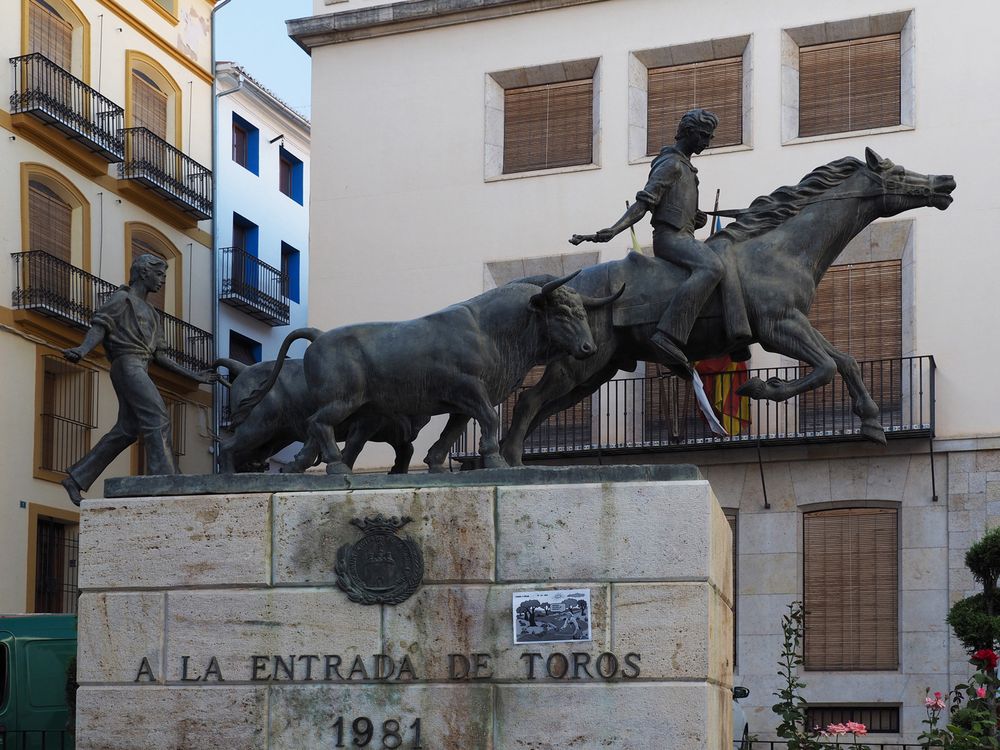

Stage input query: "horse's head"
[{"left": 864, "top": 147, "right": 956, "bottom": 215}]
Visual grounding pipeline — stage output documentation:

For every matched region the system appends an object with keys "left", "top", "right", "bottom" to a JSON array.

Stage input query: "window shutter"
[
  {"left": 132, "top": 71, "right": 168, "bottom": 140},
  {"left": 503, "top": 79, "right": 593, "bottom": 174},
  {"left": 28, "top": 0, "right": 72, "bottom": 70},
  {"left": 647, "top": 57, "right": 743, "bottom": 154},
  {"left": 233, "top": 123, "right": 248, "bottom": 167},
  {"left": 804, "top": 507, "right": 898, "bottom": 670},
  {"left": 279, "top": 155, "right": 292, "bottom": 197},
  {"left": 131, "top": 238, "right": 167, "bottom": 311},
  {"left": 799, "top": 34, "right": 901, "bottom": 138},
  {"left": 29, "top": 181, "right": 72, "bottom": 263}
]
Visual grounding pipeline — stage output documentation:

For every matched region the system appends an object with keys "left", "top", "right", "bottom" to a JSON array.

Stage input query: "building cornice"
[{"left": 287, "top": 0, "right": 609, "bottom": 50}]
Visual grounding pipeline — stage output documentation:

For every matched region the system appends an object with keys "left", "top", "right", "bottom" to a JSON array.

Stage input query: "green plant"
[{"left": 772, "top": 601, "right": 823, "bottom": 750}]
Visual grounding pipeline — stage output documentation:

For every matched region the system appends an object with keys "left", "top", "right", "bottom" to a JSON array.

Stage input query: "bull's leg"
[
  {"left": 285, "top": 434, "right": 320, "bottom": 473},
  {"left": 217, "top": 436, "right": 237, "bottom": 474},
  {"left": 305, "top": 402, "right": 355, "bottom": 475},
  {"left": 519, "top": 361, "right": 622, "bottom": 446},
  {"left": 388, "top": 440, "right": 414, "bottom": 474},
  {"left": 340, "top": 416, "right": 381, "bottom": 470},
  {"left": 424, "top": 414, "right": 471, "bottom": 473}
]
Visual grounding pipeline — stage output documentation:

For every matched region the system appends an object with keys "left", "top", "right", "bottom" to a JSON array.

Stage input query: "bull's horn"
[
  {"left": 582, "top": 283, "right": 626, "bottom": 309},
  {"left": 539, "top": 269, "right": 581, "bottom": 297}
]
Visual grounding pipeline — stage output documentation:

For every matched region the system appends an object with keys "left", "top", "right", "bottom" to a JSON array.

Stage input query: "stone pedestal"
[{"left": 77, "top": 468, "right": 733, "bottom": 749}]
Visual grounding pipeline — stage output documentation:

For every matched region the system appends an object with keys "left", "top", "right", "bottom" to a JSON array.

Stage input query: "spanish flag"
[{"left": 695, "top": 355, "right": 751, "bottom": 435}]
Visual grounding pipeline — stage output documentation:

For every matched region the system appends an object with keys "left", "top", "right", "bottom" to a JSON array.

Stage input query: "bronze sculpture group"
[{"left": 62, "top": 110, "right": 957, "bottom": 498}]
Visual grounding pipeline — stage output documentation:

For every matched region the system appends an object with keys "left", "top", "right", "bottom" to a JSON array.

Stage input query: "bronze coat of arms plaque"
[{"left": 335, "top": 514, "right": 424, "bottom": 605}]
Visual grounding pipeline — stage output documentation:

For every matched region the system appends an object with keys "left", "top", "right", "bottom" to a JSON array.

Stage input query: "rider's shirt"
[{"left": 636, "top": 146, "right": 700, "bottom": 236}]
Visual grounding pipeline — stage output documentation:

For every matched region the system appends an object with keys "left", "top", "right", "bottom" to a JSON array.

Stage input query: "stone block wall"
[{"left": 77, "top": 479, "right": 733, "bottom": 750}]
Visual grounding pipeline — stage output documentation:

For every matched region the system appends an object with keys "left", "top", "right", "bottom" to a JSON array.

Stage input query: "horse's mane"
[{"left": 713, "top": 157, "right": 865, "bottom": 244}]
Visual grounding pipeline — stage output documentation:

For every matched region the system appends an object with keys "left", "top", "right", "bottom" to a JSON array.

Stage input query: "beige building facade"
[
  {"left": 291, "top": 0, "right": 999, "bottom": 742},
  {"left": 0, "top": 0, "right": 216, "bottom": 614}
]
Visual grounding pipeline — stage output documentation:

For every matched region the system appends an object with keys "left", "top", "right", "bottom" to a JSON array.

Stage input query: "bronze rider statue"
[{"left": 571, "top": 108, "right": 749, "bottom": 365}]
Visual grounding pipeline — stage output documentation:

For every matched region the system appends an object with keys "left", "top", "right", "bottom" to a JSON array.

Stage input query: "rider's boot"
[{"left": 649, "top": 330, "right": 690, "bottom": 366}]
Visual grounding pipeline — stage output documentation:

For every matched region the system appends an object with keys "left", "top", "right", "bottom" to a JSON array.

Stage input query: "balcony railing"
[
  {"left": 220, "top": 247, "right": 291, "bottom": 326},
  {"left": 12, "top": 250, "right": 213, "bottom": 371},
  {"left": 119, "top": 127, "right": 212, "bottom": 220},
  {"left": 9, "top": 52, "right": 124, "bottom": 162},
  {"left": 452, "top": 356, "right": 935, "bottom": 461}
]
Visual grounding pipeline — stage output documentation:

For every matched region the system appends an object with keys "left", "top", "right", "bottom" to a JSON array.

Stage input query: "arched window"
[
  {"left": 22, "top": 164, "right": 90, "bottom": 270},
  {"left": 24, "top": 0, "right": 89, "bottom": 79},
  {"left": 125, "top": 223, "right": 182, "bottom": 316},
  {"left": 126, "top": 52, "right": 182, "bottom": 147}
]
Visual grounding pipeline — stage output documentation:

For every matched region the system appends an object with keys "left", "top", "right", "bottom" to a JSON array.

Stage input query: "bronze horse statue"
[{"left": 501, "top": 148, "right": 955, "bottom": 465}]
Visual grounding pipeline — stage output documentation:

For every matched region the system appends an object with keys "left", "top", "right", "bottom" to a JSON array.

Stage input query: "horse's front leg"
[
  {"left": 737, "top": 313, "right": 838, "bottom": 403},
  {"left": 816, "top": 335, "right": 885, "bottom": 445}
]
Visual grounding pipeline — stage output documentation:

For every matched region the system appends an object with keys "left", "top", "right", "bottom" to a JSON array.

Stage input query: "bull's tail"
[
  {"left": 212, "top": 357, "right": 248, "bottom": 389},
  {"left": 230, "top": 327, "right": 323, "bottom": 424}
]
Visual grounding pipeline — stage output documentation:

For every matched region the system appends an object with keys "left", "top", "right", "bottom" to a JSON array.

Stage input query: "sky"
[{"left": 215, "top": 0, "right": 313, "bottom": 119}]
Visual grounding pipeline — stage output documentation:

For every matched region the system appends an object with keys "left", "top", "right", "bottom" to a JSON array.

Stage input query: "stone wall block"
[
  {"left": 382, "top": 583, "right": 610, "bottom": 681},
  {"left": 79, "top": 494, "right": 271, "bottom": 589},
  {"left": 495, "top": 683, "right": 730, "bottom": 750},
  {"left": 165, "top": 589, "right": 381, "bottom": 682},
  {"left": 829, "top": 457, "right": 870, "bottom": 500},
  {"left": 789, "top": 459, "right": 831, "bottom": 503},
  {"left": 866, "top": 456, "right": 910, "bottom": 500},
  {"left": 76, "top": 686, "right": 268, "bottom": 750},
  {"left": 738, "top": 552, "right": 798, "bottom": 596},
  {"left": 77, "top": 592, "right": 165, "bottom": 683},
  {"left": 269, "top": 684, "right": 493, "bottom": 750},
  {"left": 612, "top": 582, "right": 732, "bottom": 682},
  {"left": 273, "top": 487, "right": 495, "bottom": 584},
  {"left": 496, "top": 481, "right": 726, "bottom": 585}
]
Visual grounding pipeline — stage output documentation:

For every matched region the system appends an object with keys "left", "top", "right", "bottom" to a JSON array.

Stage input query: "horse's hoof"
[
  {"left": 861, "top": 422, "right": 887, "bottom": 446},
  {"left": 736, "top": 377, "right": 765, "bottom": 399},
  {"left": 426, "top": 463, "right": 447, "bottom": 474},
  {"left": 325, "top": 462, "right": 352, "bottom": 475},
  {"left": 482, "top": 455, "right": 509, "bottom": 470}
]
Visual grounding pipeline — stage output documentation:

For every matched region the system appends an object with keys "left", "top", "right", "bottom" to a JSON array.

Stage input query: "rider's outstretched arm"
[{"left": 571, "top": 200, "right": 649, "bottom": 244}]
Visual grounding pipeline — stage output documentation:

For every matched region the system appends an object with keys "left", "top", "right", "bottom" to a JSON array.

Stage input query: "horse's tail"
[
  {"left": 212, "top": 358, "right": 247, "bottom": 389},
  {"left": 230, "top": 327, "right": 322, "bottom": 425}
]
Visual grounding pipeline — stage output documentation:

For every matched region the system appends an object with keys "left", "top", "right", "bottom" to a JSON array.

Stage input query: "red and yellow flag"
[{"left": 694, "top": 355, "right": 751, "bottom": 435}]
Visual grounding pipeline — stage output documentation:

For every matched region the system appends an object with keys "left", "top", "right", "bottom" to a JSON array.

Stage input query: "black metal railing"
[
  {"left": 120, "top": 127, "right": 212, "bottom": 219},
  {"left": 12, "top": 250, "right": 213, "bottom": 371},
  {"left": 0, "top": 728, "right": 74, "bottom": 749},
  {"left": 10, "top": 52, "right": 124, "bottom": 162},
  {"left": 452, "top": 356, "right": 935, "bottom": 461},
  {"left": 220, "top": 247, "right": 290, "bottom": 326}
]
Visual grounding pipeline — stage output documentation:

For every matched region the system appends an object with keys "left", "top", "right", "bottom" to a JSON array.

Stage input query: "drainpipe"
[{"left": 210, "top": 0, "right": 235, "bottom": 471}]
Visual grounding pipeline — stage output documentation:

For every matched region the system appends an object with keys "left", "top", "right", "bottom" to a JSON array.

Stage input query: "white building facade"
[
  {"left": 291, "top": 0, "right": 1000, "bottom": 741},
  {"left": 214, "top": 61, "right": 310, "bottom": 465}
]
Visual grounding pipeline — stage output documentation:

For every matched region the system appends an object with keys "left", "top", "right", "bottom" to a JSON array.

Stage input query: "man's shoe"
[
  {"left": 61, "top": 476, "right": 83, "bottom": 506},
  {"left": 649, "top": 331, "right": 690, "bottom": 366}
]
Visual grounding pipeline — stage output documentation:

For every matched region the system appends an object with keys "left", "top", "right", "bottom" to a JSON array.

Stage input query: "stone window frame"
[
  {"left": 628, "top": 35, "right": 753, "bottom": 164},
  {"left": 484, "top": 57, "right": 602, "bottom": 182},
  {"left": 781, "top": 11, "right": 914, "bottom": 145}
]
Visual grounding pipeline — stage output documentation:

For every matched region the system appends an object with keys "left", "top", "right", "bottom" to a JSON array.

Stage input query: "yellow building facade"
[{"left": 0, "top": 0, "right": 216, "bottom": 614}]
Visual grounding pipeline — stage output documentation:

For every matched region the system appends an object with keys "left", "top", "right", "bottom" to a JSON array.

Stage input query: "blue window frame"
[
  {"left": 232, "top": 113, "right": 259, "bottom": 175},
  {"left": 278, "top": 146, "right": 303, "bottom": 204},
  {"left": 228, "top": 330, "right": 261, "bottom": 365},
  {"left": 280, "top": 242, "right": 300, "bottom": 303}
]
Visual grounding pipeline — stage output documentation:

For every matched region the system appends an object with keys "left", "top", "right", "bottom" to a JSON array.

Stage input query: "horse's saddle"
[{"left": 608, "top": 251, "right": 694, "bottom": 327}]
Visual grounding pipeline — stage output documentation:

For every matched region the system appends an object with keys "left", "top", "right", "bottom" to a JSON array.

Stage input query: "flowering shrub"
[
  {"left": 820, "top": 721, "right": 871, "bottom": 748},
  {"left": 919, "top": 649, "right": 1000, "bottom": 748}
]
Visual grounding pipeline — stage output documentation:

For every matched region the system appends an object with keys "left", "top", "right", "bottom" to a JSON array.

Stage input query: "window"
[
  {"left": 280, "top": 242, "right": 300, "bottom": 303},
  {"left": 232, "top": 113, "right": 259, "bottom": 174},
  {"left": 803, "top": 507, "right": 898, "bottom": 670},
  {"left": 33, "top": 517, "right": 80, "bottom": 613},
  {"left": 799, "top": 35, "right": 900, "bottom": 138},
  {"left": 232, "top": 213, "right": 258, "bottom": 255},
  {"left": 126, "top": 51, "right": 181, "bottom": 146},
  {"left": 630, "top": 36, "right": 750, "bottom": 161},
  {"left": 486, "top": 58, "right": 599, "bottom": 179},
  {"left": 801, "top": 260, "right": 902, "bottom": 433},
  {"left": 646, "top": 57, "right": 743, "bottom": 154},
  {"left": 782, "top": 12, "right": 913, "bottom": 142},
  {"left": 278, "top": 147, "right": 303, "bottom": 203},
  {"left": 28, "top": 180, "right": 72, "bottom": 262},
  {"left": 28, "top": 0, "right": 72, "bottom": 69},
  {"left": 38, "top": 354, "right": 97, "bottom": 475},
  {"left": 807, "top": 706, "right": 899, "bottom": 734},
  {"left": 229, "top": 331, "right": 261, "bottom": 366}
]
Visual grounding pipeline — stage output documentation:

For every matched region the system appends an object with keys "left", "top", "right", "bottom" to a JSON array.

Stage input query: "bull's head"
[{"left": 529, "top": 271, "right": 623, "bottom": 360}]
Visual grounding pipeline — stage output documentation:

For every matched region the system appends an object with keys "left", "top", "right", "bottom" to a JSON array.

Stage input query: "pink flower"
[
  {"left": 845, "top": 721, "right": 868, "bottom": 736},
  {"left": 977, "top": 686, "right": 988, "bottom": 698},
  {"left": 925, "top": 691, "right": 947, "bottom": 710},
  {"left": 826, "top": 723, "right": 849, "bottom": 735}
]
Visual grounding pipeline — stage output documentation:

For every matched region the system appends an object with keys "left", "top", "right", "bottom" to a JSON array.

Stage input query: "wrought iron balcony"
[
  {"left": 9, "top": 53, "right": 124, "bottom": 162},
  {"left": 452, "top": 356, "right": 935, "bottom": 462},
  {"left": 219, "top": 247, "right": 290, "bottom": 326},
  {"left": 119, "top": 127, "right": 212, "bottom": 220},
  {"left": 12, "top": 250, "right": 213, "bottom": 371}
]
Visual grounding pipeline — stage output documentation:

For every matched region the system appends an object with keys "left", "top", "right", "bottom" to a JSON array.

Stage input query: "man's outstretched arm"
[
  {"left": 64, "top": 323, "right": 107, "bottom": 363},
  {"left": 570, "top": 200, "right": 649, "bottom": 245},
  {"left": 153, "top": 350, "right": 219, "bottom": 385}
]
